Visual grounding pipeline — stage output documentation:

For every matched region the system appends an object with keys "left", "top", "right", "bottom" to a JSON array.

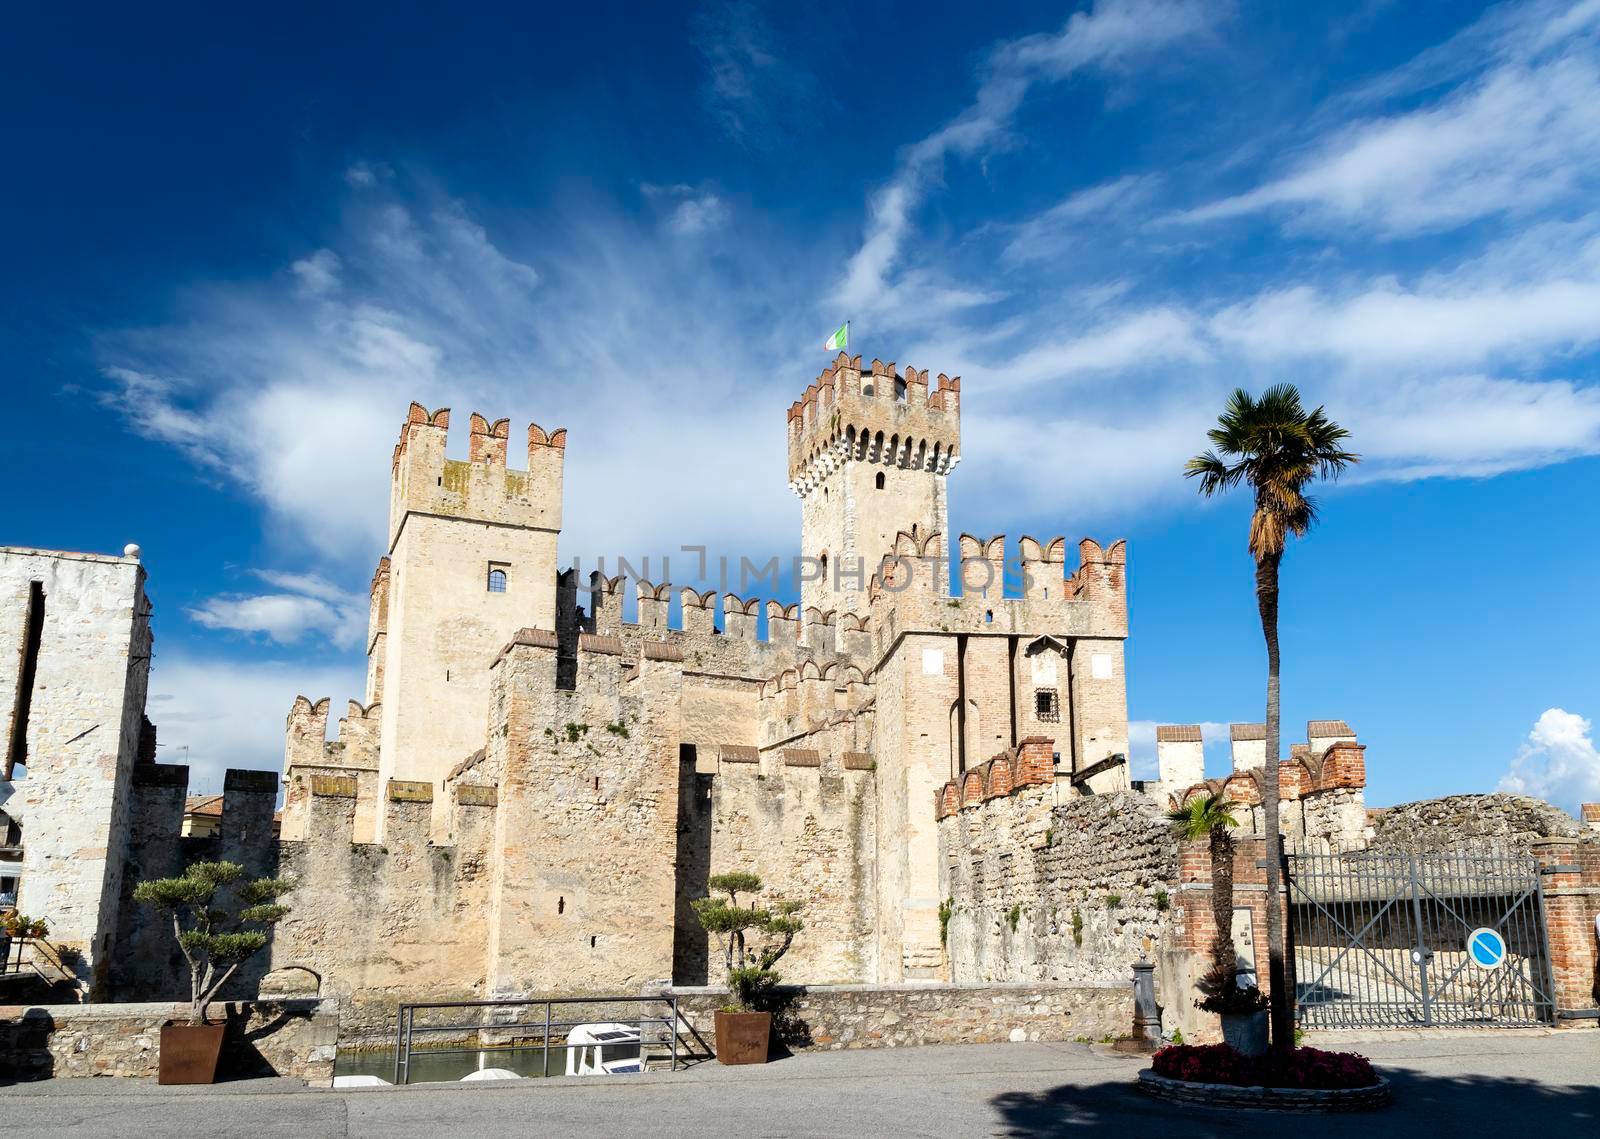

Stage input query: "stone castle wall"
[
  {"left": 1, "top": 546, "right": 152, "bottom": 995},
  {"left": 939, "top": 787, "right": 1178, "bottom": 988}
]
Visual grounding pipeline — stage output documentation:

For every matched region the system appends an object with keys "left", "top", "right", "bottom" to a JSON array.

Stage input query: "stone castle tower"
[
  {"left": 789, "top": 357, "right": 960, "bottom": 619},
  {"left": 372, "top": 405, "right": 567, "bottom": 836}
]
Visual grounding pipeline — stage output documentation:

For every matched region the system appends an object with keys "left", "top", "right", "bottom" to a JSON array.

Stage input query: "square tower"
[
  {"left": 375, "top": 406, "right": 566, "bottom": 835},
  {"left": 788, "top": 354, "right": 960, "bottom": 619}
]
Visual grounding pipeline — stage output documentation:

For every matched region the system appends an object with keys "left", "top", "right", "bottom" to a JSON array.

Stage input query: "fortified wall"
[
  {"left": 936, "top": 720, "right": 1374, "bottom": 1039},
  {"left": 261, "top": 358, "right": 1132, "bottom": 1009}
]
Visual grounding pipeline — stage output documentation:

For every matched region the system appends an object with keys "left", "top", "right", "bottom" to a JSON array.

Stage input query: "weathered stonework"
[
  {"left": 0, "top": 999, "right": 338, "bottom": 1084},
  {"left": 0, "top": 545, "right": 152, "bottom": 994},
  {"left": 661, "top": 981, "right": 1130, "bottom": 1050},
  {"left": 264, "top": 369, "right": 1133, "bottom": 1005}
]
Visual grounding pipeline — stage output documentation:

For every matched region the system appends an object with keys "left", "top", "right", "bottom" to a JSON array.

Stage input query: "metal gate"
[{"left": 1287, "top": 848, "right": 1556, "bottom": 1029}]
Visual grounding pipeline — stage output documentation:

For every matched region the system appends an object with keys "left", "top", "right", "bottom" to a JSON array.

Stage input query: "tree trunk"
[
  {"left": 1209, "top": 827, "right": 1237, "bottom": 988},
  {"left": 1255, "top": 549, "right": 1292, "bottom": 1055}
]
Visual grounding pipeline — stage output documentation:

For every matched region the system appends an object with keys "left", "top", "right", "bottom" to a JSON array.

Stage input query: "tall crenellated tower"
[
  {"left": 374, "top": 404, "right": 566, "bottom": 835},
  {"left": 788, "top": 353, "right": 960, "bottom": 619}
]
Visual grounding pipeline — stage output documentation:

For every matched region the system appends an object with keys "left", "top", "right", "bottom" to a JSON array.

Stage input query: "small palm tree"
[
  {"left": 1186, "top": 384, "right": 1358, "bottom": 1052},
  {"left": 1167, "top": 794, "right": 1245, "bottom": 997}
]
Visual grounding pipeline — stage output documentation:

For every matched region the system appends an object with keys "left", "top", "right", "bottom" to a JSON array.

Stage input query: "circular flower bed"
[{"left": 1138, "top": 1044, "right": 1390, "bottom": 1112}]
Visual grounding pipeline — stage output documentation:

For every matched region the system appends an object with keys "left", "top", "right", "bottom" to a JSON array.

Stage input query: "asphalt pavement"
[{"left": 1, "top": 1031, "right": 1596, "bottom": 1137}]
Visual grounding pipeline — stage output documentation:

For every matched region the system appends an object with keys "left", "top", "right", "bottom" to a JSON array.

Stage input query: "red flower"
[{"left": 1151, "top": 1044, "right": 1378, "bottom": 1090}]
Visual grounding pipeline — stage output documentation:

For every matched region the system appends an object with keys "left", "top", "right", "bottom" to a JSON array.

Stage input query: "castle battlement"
[
  {"left": 388, "top": 402, "right": 566, "bottom": 544},
  {"left": 787, "top": 353, "right": 961, "bottom": 491}
]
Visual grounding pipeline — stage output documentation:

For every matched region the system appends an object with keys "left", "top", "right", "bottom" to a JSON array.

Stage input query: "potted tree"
[
  {"left": 692, "top": 871, "right": 803, "bottom": 1065},
  {"left": 1167, "top": 794, "right": 1269, "bottom": 1055},
  {"left": 132, "top": 859, "right": 293, "bottom": 1084}
]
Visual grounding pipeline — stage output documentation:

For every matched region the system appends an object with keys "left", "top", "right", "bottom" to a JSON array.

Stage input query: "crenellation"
[
  {"left": 680, "top": 587, "right": 717, "bottom": 635},
  {"left": 467, "top": 413, "right": 510, "bottom": 465},
  {"left": 635, "top": 579, "right": 671, "bottom": 628}
]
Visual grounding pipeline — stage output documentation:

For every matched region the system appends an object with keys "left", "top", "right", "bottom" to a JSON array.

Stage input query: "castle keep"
[{"left": 270, "top": 353, "right": 1132, "bottom": 1006}]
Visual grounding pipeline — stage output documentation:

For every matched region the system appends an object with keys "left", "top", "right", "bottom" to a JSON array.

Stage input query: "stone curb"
[{"left": 1136, "top": 1068, "right": 1392, "bottom": 1112}]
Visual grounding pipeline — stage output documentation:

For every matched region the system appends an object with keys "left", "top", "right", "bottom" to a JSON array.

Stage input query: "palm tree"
[
  {"left": 1167, "top": 794, "right": 1242, "bottom": 993},
  {"left": 1186, "top": 384, "right": 1358, "bottom": 1054}
]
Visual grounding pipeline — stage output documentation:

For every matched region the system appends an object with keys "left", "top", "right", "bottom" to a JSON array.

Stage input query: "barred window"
[
  {"left": 1035, "top": 689, "right": 1060, "bottom": 722},
  {"left": 487, "top": 567, "right": 508, "bottom": 593}
]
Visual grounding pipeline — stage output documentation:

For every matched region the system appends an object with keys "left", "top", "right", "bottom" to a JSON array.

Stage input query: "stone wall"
[
  {"left": 1, "top": 545, "right": 152, "bottom": 995},
  {"left": 690, "top": 756, "right": 877, "bottom": 985},
  {"left": 660, "top": 980, "right": 1130, "bottom": 1050},
  {"left": 1369, "top": 792, "right": 1587, "bottom": 852},
  {"left": 0, "top": 999, "right": 338, "bottom": 1084},
  {"left": 939, "top": 787, "right": 1178, "bottom": 987}
]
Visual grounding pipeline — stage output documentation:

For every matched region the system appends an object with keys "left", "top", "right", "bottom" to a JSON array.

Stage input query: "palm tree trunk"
[
  {"left": 1256, "top": 550, "right": 1292, "bottom": 1055},
  {"left": 1209, "top": 827, "right": 1237, "bottom": 989}
]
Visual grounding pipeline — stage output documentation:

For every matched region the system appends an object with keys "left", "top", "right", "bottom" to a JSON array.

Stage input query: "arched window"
[
  {"left": 487, "top": 568, "right": 508, "bottom": 593},
  {"left": 875, "top": 471, "right": 886, "bottom": 490}
]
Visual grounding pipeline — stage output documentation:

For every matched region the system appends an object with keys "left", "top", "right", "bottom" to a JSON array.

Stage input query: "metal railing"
[{"left": 392, "top": 995, "right": 687, "bottom": 1085}]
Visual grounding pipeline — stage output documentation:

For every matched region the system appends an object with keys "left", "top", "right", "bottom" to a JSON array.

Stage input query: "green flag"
[{"left": 825, "top": 321, "right": 849, "bottom": 351}]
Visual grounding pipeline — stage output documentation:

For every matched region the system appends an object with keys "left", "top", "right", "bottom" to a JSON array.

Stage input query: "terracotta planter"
[
  {"left": 159, "top": 1022, "right": 226, "bottom": 1084},
  {"left": 714, "top": 1010, "right": 772, "bottom": 1065}
]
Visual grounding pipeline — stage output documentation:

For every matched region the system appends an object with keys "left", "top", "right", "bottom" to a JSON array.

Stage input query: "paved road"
[{"left": 2, "top": 1033, "right": 1597, "bottom": 1137}]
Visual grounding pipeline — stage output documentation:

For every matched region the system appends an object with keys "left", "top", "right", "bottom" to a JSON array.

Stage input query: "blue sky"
[{"left": 4, "top": 0, "right": 1600, "bottom": 810}]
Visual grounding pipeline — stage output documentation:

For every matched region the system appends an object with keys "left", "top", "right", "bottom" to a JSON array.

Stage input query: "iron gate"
[{"left": 1287, "top": 848, "right": 1556, "bottom": 1029}]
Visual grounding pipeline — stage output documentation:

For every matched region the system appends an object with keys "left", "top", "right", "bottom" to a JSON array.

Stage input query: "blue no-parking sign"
[{"left": 1467, "top": 927, "right": 1507, "bottom": 970}]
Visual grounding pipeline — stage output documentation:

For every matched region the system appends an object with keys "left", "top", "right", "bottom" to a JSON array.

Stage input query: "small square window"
[
  {"left": 487, "top": 567, "right": 508, "bottom": 593},
  {"left": 1035, "top": 689, "right": 1060, "bottom": 722}
]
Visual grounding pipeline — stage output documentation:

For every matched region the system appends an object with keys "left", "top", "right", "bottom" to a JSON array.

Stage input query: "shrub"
[
  {"left": 1153, "top": 889, "right": 1170, "bottom": 912},
  {"left": 692, "top": 872, "right": 803, "bottom": 1013},
  {"left": 1, "top": 913, "right": 48, "bottom": 939},
  {"left": 1151, "top": 1044, "right": 1378, "bottom": 1090},
  {"left": 133, "top": 860, "right": 293, "bottom": 1026},
  {"left": 1196, "top": 983, "right": 1268, "bottom": 1016},
  {"left": 938, "top": 898, "right": 953, "bottom": 947}
]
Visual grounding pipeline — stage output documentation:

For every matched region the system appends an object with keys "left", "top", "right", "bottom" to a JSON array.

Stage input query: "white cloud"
[
  {"left": 1499, "top": 707, "right": 1600, "bottom": 814},
  {"left": 1003, "top": 175, "right": 1160, "bottom": 264},
  {"left": 148, "top": 655, "right": 364, "bottom": 794},
  {"left": 1210, "top": 276, "right": 1600, "bottom": 368},
  {"left": 987, "top": 307, "right": 1208, "bottom": 389},
  {"left": 836, "top": 0, "right": 1222, "bottom": 316},
  {"left": 290, "top": 249, "right": 341, "bottom": 296},
  {"left": 1185, "top": 7, "right": 1600, "bottom": 236},
  {"left": 187, "top": 572, "right": 366, "bottom": 648},
  {"left": 99, "top": 174, "right": 820, "bottom": 586}
]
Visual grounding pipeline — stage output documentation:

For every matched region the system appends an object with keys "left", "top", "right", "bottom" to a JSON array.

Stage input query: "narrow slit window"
[
  {"left": 6, "top": 581, "right": 45, "bottom": 779},
  {"left": 875, "top": 471, "right": 886, "bottom": 490},
  {"left": 487, "top": 567, "right": 508, "bottom": 593}
]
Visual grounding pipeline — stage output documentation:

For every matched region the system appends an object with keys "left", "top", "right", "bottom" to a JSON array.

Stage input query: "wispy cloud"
[
  {"left": 99, "top": 170, "right": 820, "bottom": 577},
  {"left": 692, "top": 1, "right": 821, "bottom": 149},
  {"left": 1184, "top": 2, "right": 1600, "bottom": 236},
  {"left": 835, "top": 0, "right": 1225, "bottom": 320},
  {"left": 1003, "top": 175, "right": 1161, "bottom": 264}
]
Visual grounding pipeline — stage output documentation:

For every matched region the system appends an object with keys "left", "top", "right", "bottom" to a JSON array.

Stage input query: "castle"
[
  {"left": 6, "top": 352, "right": 1600, "bottom": 1049},
  {"left": 270, "top": 353, "right": 1132, "bottom": 1004}
]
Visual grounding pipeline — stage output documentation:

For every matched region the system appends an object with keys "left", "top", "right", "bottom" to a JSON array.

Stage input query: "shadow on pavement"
[{"left": 989, "top": 1067, "right": 1600, "bottom": 1137}]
